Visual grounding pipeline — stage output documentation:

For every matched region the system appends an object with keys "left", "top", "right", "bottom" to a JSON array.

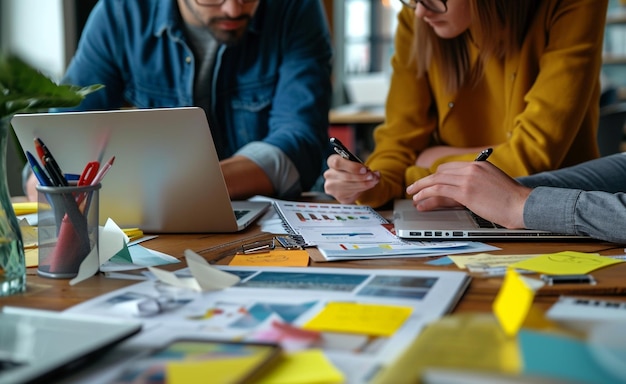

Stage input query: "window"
[{"left": 333, "top": 0, "right": 402, "bottom": 105}]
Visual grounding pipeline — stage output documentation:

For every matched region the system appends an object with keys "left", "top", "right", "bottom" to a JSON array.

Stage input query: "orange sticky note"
[
  {"left": 303, "top": 302, "right": 412, "bottom": 337},
  {"left": 493, "top": 269, "right": 544, "bottom": 337},
  {"left": 229, "top": 249, "right": 310, "bottom": 267}
]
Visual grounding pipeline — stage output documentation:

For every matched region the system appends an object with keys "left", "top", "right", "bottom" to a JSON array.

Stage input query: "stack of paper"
[{"left": 272, "top": 199, "right": 498, "bottom": 261}]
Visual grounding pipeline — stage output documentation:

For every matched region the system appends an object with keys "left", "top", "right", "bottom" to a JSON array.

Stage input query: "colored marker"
[
  {"left": 35, "top": 137, "right": 68, "bottom": 186},
  {"left": 26, "top": 151, "right": 52, "bottom": 186}
]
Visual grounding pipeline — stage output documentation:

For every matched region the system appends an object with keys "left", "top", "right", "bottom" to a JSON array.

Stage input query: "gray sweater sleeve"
[
  {"left": 524, "top": 187, "right": 626, "bottom": 243},
  {"left": 519, "top": 153, "right": 626, "bottom": 243}
]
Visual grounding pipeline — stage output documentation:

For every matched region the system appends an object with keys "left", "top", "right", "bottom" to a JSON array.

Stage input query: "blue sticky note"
[
  {"left": 519, "top": 329, "right": 623, "bottom": 384},
  {"left": 425, "top": 256, "right": 454, "bottom": 266}
]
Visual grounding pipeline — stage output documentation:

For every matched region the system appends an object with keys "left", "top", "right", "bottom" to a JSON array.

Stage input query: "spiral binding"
[{"left": 272, "top": 201, "right": 315, "bottom": 247}]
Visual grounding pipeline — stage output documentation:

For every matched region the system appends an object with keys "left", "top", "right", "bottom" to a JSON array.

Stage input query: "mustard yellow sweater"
[{"left": 359, "top": 0, "right": 607, "bottom": 208}]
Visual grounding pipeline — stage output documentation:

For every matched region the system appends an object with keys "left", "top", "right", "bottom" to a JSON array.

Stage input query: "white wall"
[
  {"left": 1, "top": 0, "right": 75, "bottom": 195},
  {"left": 2, "top": 0, "right": 72, "bottom": 81}
]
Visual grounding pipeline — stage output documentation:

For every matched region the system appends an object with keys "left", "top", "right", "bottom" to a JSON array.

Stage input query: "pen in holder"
[{"left": 36, "top": 183, "right": 101, "bottom": 279}]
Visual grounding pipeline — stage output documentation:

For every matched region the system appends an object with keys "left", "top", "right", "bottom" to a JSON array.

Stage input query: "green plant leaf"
[{"left": 0, "top": 55, "right": 103, "bottom": 119}]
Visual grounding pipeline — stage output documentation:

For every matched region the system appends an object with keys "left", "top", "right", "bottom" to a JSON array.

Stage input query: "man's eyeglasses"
[
  {"left": 195, "top": 0, "right": 259, "bottom": 6},
  {"left": 398, "top": 0, "right": 448, "bottom": 14}
]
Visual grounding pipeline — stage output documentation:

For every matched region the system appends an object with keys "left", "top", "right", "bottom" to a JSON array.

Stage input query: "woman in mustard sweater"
[{"left": 324, "top": 0, "right": 607, "bottom": 208}]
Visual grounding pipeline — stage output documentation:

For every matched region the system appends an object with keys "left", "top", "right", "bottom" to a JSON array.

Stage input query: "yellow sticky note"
[
  {"left": 229, "top": 249, "right": 310, "bottom": 267},
  {"left": 25, "top": 248, "right": 38, "bottom": 267},
  {"left": 303, "top": 302, "right": 412, "bottom": 337},
  {"left": 167, "top": 355, "right": 265, "bottom": 384},
  {"left": 509, "top": 251, "right": 622, "bottom": 275},
  {"left": 493, "top": 269, "right": 543, "bottom": 337},
  {"left": 256, "top": 349, "right": 344, "bottom": 384},
  {"left": 448, "top": 253, "right": 539, "bottom": 269},
  {"left": 12, "top": 202, "right": 37, "bottom": 216}
]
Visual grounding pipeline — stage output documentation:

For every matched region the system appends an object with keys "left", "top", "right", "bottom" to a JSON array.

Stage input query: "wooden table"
[
  {"left": 3, "top": 226, "right": 625, "bottom": 313},
  {"left": 329, "top": 107, "right": 385, "bottom": 125}
]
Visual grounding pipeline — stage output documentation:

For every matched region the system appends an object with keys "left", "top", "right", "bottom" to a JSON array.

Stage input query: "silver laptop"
[
  {"left": 11, "top": 107, "right": 270, "bottom": 233},
  {"left": 0, "top": 306, "right": 141, "bottom": 384},
  {"left": 393, "top": 199, "right": 590, "bottom": 240}
]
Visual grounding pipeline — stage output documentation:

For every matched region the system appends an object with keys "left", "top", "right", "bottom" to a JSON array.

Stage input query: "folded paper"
[{"left": 148, "top": 249, "right": 240, "bottom": 292}]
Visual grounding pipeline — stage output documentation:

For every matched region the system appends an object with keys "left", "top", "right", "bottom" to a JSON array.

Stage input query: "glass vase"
[{"left": 0, "top": 116, "right": 26, "bottom": 296}]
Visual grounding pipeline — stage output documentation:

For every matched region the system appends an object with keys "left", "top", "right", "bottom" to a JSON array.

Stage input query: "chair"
[{"left": 597, "top": 101, "right": 626, "bottom": 157}]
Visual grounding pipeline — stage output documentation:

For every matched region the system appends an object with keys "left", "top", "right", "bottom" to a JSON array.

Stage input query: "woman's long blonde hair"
[{"left": 413, "top": 0, "right": 539, "bottom": 93}]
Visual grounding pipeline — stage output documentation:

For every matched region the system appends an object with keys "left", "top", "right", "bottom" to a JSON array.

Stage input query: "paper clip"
[
  {"left": 275, "top": 236, "right": 304, "bottom": 250},
  {"left": 241, "top": 239, "right": 275, "bottom": 254}
]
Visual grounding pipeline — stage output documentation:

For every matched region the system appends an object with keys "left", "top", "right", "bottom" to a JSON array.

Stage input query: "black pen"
[
  {"left": 35, "top": 137, "right": 68, "bottom": 186},
  {"left": 474, "top": 148, "right": 493, "bottom": 162}
]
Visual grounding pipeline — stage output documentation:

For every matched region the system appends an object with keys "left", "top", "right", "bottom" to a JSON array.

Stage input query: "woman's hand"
[
  {"left": 324, "top": 154, "right": 380, "bottom": 204},
  {"left": 406, "top": 161, "right": 531, "bottom": 229}
]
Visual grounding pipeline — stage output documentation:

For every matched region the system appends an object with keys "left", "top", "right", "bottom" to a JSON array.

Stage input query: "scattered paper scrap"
[
  {"left": 493, "top": 269, "right": 544, "bottom": 337},
  {"left": 519, "top": 329, "right": 624, "bottom": 383},
  {"left": 148, "top": 249, "right": 240, "bottom": 292},
  {"left": 509, "top": 251, "right": 623, "bottom": 275},
  {"left": 425, "top": 256, "right": 454, "bottom": 266},
  {"left": 18, "top": 224, "right": 38, "bottom": 248},
  {"left": 303, "top": 302, "right": 412, "bottom": 337}
]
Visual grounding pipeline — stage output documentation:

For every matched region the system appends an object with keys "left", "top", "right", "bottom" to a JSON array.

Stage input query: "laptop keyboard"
[
  {"left": 469, "top": 211, "right": 505, "bottom": 229},
  {"left": 234, "top": 210, "right": 250, "bottom": 220}
]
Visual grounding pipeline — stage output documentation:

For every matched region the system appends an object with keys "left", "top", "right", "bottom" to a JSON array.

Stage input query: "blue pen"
[{"left": 26, "top": 151, "right": 52, "bottom": 186}]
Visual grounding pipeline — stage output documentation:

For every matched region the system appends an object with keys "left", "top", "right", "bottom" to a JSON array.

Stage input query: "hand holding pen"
[{"left": 474, "top": 148, "right": 493, "bottom": 162}]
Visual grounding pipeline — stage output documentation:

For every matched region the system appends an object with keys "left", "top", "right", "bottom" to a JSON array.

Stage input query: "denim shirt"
[{"left": 59, "top": 0, "right": 333, "bottom": 192}]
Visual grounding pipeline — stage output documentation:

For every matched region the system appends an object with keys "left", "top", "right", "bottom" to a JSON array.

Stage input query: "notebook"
[
  {"left": 11, "top": 107, "right": 270, "bottom": 233},
  {"left": 0, "top": 306, "right": 141, "bottom": 384},
  {"left": 393, "top": 199, "right": 591, "bottom": 240}
]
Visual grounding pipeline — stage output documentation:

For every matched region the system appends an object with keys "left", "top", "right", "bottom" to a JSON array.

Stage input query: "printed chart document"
[
  {"left": 64, "top": 266, "right": 471, "bottom": 384},
  {"left": 272, "top": 199, "right": 498, "bottom": 261}
]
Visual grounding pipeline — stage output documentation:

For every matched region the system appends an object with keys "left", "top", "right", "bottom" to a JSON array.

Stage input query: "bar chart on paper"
[{"left": 276, "top": 201, "right": 387, "bottom": 225}]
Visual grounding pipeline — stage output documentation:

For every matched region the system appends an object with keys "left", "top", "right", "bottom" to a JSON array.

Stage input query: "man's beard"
[
  {"left": 182, "top": 0, "right": 251, "bottom": 46},
  {"left": 207, "top": 16, "right": 251, "bottom": 46}
]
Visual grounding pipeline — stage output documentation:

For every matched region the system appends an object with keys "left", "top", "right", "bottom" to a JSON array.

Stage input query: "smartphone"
[
  {"left": 112, "top": 339, "right": 282, "bottom": 384},
  {"left": 330, "top": 137, "right": 364, "bottom": 165}
]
